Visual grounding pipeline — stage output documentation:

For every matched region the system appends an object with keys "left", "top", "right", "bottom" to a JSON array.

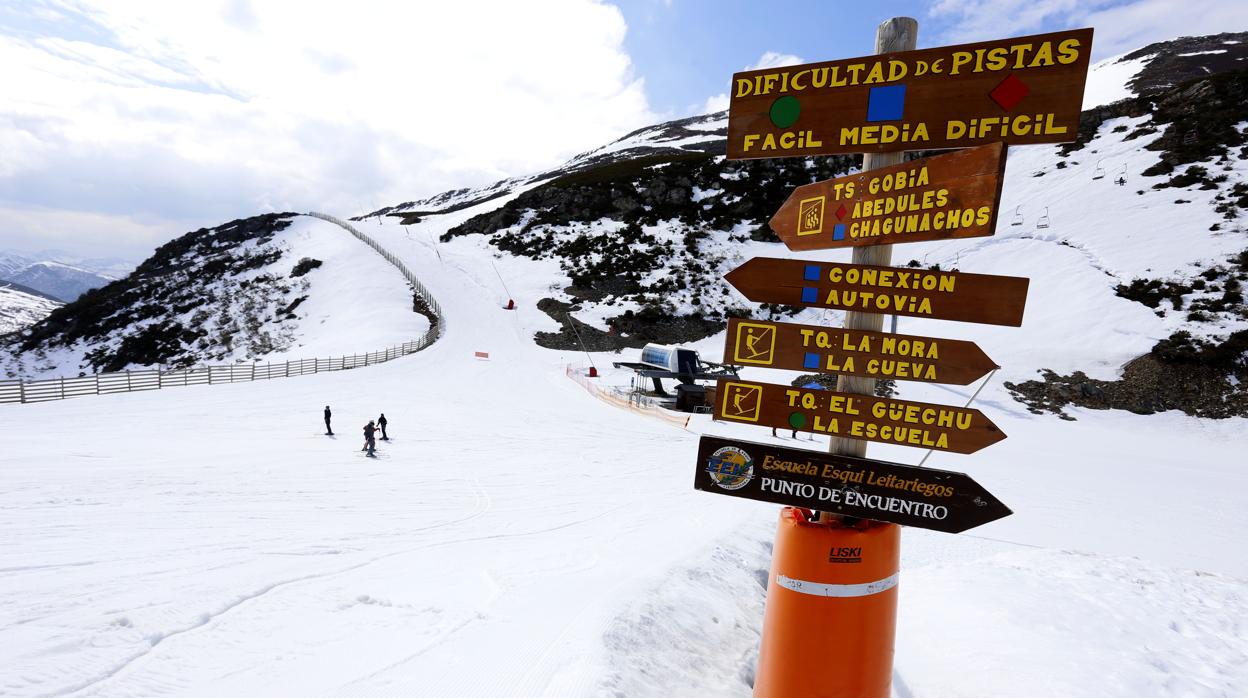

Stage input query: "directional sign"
[
  {"left": 727, "top": 28, "right": 1093, "bottom": 159},
  {"left": 723, "top": 318, "right": 997, "bottom": 386},
  {"left": 724, "top": 258, "right": 1029, "bottom": 326},
  {"left": 694, "top": 435, "right": 1011, "bottom": 533},
  {"left": 770, "top": 143, "right": 1007, "bottom": 251},
  {"left": 713, "top": 378, "right": 1006, "bottom": 454}
]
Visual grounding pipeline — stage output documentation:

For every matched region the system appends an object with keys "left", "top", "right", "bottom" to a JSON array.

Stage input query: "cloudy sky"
[{"left": 1, "top": 0, "right": 1243, "bottom": 260}]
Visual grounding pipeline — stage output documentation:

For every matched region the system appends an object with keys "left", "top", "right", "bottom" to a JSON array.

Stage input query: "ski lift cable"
[
  {"left": 490, "top": 261, "right": 513, "bottom": 299},
  {"left": 565, "top": 312, "right": 596, "bottom": 369},
  {"left": 916, "top": 368, "right": 998, "bottom": 468}
]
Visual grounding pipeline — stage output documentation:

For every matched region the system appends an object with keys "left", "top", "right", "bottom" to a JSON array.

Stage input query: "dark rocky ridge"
[
  {"left": 1005, "top": 330, "right": 1248, "bottom": 419},
  {"left": 1121, "top": 32, "right": 1248, "bottom": 97},
  {"left": 2, "top": 213, "right": 304, "bottom": 376}
]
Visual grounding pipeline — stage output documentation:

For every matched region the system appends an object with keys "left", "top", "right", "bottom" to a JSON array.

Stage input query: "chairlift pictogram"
[
  {"left": 1092, "top": 159, "right": 1106, "bottom": 180},
  {"left": 1010, "top": 205, "right": 1023, "bottom": 226},
  {"left": 1036, "top": 207, "right": 1051, "bottom": 229}
]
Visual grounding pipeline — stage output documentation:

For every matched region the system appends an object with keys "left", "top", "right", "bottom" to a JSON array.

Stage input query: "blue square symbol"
[
  {"left": 832, "top": 223, "right": 846, "bottom": 240},
  {"left": 801, "top": 287, "right": 818, "bottom": 304},
  {"left": 867, "top": 84, "right": 906, "bottom": 122},
  {"left": 803, "top": 264, "right": 821, "bottom": 281},
  {"left": 803, "top": 352, "right": 821, "bottom": 369}
]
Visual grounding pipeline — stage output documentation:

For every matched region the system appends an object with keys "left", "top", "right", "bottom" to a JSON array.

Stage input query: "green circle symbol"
[
  {"left": 769, "top": 95, "right": 801, "bottom": 129},
  {"left": 788, "top": 412, "right": 807, "bottom": 429}
]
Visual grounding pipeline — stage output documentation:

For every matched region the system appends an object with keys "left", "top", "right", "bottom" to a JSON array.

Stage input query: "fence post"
[
  {"left": 126, "top": 370, "right": 132, "bottom": 391},
  {"left": 60, "top": 377, "right": 65, "bottom": 400},
  {"left": 20, "top": 380, "right": 25, "bottom": 404}
]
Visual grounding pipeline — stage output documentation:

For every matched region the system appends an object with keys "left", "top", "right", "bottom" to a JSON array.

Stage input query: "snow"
[
  {"left": 3, "top": 57, "right": 1248, "bottom": 697},
  {"left": 1178, "top": 50, "right": 1229, "bottom": 57},
  {"left": 0, "top": 284, "right": 61, "bottom": 334},
  {"left": 1082, "top": 53, "right": 1151, "bottom": 109}
]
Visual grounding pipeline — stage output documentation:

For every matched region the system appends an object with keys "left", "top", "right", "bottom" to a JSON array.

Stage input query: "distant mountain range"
[{"left": 0, "top": 251, "right": 126, "bottom": 303}]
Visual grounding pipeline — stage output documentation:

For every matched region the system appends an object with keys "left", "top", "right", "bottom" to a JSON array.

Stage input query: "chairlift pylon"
[
  {"left": 1036, "top": 206, "right": 1051, "bottom": 230},
  {"left": 1115, "top": 164, "right": 1128, "bottom": 186},
  {"left": 1010, "top": 205, "right": 1023, "bottom": 226},
  {"left": 1092, "top": 159, "right": 1106, "bottom": 180}
]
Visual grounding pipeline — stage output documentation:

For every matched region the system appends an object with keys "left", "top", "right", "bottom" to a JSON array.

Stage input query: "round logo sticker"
[{"left": 705, "top": 446, "right": 754, "bottom": 491}]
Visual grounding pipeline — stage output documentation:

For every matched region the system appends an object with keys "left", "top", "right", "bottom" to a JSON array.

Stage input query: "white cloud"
[
  {"left": 701, "top": 93, "right": 729, "bottom": 114},
  {"left": 0, "top": 0, "right": 657, "bottom": 258},
  {"left": 747, "top": 51, "right": 805, "bottom": 71},
  {"left": 697, "top": 50, "right": 806, "bottom": 118},
  {"left": 926, "top": 0, "right": 1247, "bottom": 59}
]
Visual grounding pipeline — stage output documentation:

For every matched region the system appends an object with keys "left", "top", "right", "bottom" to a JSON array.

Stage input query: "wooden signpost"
[
  {"left": 723, "top": 317, "right": 998, "bottom": 385},
  {"left": 694, "top": 436, "right": 1011, "bottom": 534},
  {"left": 725, "top": 257, "right": 1029, "bottom": 326},
  {"left": 713, "top": 378, "right": 1005, "bottom": 454},
  {"left": 696, "top": 17, "right": 1091, "bottom": 697},
  {"left": 770, "top": 142, "right": 1007, "bottom": 251},
  {"left": 727, "top": 28, "right": 1093, "bottom": 159}
]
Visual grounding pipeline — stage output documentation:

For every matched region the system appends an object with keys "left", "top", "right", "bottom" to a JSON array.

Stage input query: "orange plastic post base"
[{"left": 754, "top": 507, "right": 900, "bottom": 698}]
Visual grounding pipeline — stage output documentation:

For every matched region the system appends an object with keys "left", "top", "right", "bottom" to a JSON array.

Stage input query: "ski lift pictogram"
[
  {"left": 1010, "top": 205, "right": 1023, "bottom": 226},
  {"left": 1115, "top": 164, "right": 1128, "bottom": 186},
  {"left": 1092, "top": 159, "right": 1106, "bottom": 180},
  {"left": 1036, "top": 207, "right": 1051, "bottom": 229}
]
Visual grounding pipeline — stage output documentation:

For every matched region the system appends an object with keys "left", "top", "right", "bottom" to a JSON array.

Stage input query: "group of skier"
[{"left": 324, "top": 406, "right": 389, "bottom": 456}]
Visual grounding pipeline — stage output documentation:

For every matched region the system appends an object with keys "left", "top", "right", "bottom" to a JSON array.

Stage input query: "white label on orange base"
[{"left": 776, "top": 573, "right": 898, "bottom": 598}]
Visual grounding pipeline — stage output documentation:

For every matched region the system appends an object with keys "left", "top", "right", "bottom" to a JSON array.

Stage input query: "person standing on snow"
[
  {"left": 324, "top": 405, "right": 333, "bottom": 435},
  {"left": 377, "top": 413, "right": 389, "bottom": 441},
  {"left": 362, "top": 420, "right": 378, "bottom": 455}
]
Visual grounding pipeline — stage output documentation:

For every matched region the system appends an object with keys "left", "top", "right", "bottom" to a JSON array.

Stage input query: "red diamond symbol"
[
  {"left": 989, "top": 74, "right": 1030, "bottom": 111},
  {"left": 835, "top": 204, "right": 848, "bottom": 220}
]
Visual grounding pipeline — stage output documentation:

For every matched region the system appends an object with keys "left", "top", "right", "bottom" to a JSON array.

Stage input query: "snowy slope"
[
  {"left": 1, "top": 215, "right": 428, "bottom": 379},
  {"left": 0, "top": 282, "right": 61, "bottom": 335},
  {"left": 1, "top": 194, "right": 1244, "bottom": 696}
]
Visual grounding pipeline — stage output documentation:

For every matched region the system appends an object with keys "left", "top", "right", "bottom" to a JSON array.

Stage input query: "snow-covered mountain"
[
  {"left": 2, "top": 30, "right": 1247, "bottom": 698},
  {"left": 0, "top": 281, "right": 62, "bottom": 335},
  {"left": 1, "top": 213, "right": 429, "bottom": 378},
  {"left": 1, "top": 260, "right": 113, "bottom": 303},
  {"left": 352, "top": 32, "right": 1248, "bottom": 420}
]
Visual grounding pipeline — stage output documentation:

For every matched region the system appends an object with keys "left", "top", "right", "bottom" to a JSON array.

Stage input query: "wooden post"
[
  {"left": 823, "top": 15, "right": 918, "bottom": 511},
  {"left": 754, "top": 17, "right": 916, "bottom": 698}
]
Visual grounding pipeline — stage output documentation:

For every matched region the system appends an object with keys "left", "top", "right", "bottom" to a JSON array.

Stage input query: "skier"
[
  {"left": 362, "top": 420, "right": 378, "bottom": 455},
  {"left": 324, "top": 405, "right": 333, "bottom": 435},
  {"left": 377, "top": 413, "right": 389, "bottom": 441}
]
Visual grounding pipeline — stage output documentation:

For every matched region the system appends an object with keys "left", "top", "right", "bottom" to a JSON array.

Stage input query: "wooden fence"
[{"left": 0, "top": 213, "right": 443, "bottom": 405}]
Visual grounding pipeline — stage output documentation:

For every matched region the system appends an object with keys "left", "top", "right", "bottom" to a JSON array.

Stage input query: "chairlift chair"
[
  {"left": 1115, "top": 164, "right": 1128, "bottom": 186},
  {"left": 1036, "top": 207, "right": 1051, "bottom": 229},
  {"left": 1182, "top": 129, "right": 1198, "bottom": 146},
  {"left": 1092, "top": 159, "right": 1106, "bottom": 180},
  {"left": 1010, "top": 205, "right": 1023, "bottom": 226}
]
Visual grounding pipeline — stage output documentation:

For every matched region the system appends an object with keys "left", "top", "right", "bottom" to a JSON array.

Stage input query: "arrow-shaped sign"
[
  {"left": 713, "top": 378, "right": 1006, "bottom": 454},
  {"left": 770, "top": 142, "right": 1007, "bottom": 251},
  {"left": 724, "top": 257, "right": 1029, "bottom": 326},
  {"left": 694, "top": 435, "right": 1011, "bottom": 533},
  {"left": 723, "top": 317, "right": 998, "bottom": 386}
]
